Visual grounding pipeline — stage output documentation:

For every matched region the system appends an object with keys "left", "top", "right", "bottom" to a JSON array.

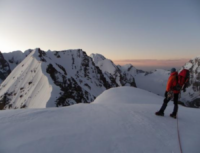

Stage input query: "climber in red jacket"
[{"left": 155, "top": 68, "right": 180, "bottom": 119}]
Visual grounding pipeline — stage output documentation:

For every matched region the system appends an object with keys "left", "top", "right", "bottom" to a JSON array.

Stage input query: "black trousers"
[{"left": 159, "top": 91, "right": 179, "bottom": 115}]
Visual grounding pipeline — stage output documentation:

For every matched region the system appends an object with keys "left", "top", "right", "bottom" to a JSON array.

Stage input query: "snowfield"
[
  {"left": 0, "top": 87, "right": 199, "bottom": 153},
  {"left": 135, "top": 69, "right": 170, "bottom": 96}
]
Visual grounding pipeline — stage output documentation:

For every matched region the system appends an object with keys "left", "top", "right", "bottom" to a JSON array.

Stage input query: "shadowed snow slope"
[{"left": 0, "top": 87, "right": 199, "bottom": 153}]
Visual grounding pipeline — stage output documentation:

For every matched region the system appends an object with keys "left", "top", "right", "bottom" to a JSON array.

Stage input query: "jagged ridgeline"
[{"left": 0, "top": 48, "right": 137, "bottom": 109}]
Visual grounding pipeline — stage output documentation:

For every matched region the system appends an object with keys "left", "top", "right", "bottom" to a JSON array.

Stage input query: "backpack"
[{"left": 174, "top": 69, "right": 190, "bottom": 91}]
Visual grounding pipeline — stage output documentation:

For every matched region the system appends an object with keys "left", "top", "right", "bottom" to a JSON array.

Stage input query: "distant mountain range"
[{"left": 0, "top": 49, "right": 199, "bottom": 109}]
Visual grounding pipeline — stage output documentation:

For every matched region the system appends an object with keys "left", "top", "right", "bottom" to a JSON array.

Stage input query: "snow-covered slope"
[
  {"left": 0, "top": 50, "right": 52, "bottom": 109},
  {"left": 0, "top": 87, "right": 199, "bottom": 153},
  {"left": 0, "top": 49, "right": 107, "bottom": 109},
  {"left": 0, "top": 49, "right": 137, "bottom": 110},
  {"left": 90, "top": 54, "right": 137, "bottom": 87}
]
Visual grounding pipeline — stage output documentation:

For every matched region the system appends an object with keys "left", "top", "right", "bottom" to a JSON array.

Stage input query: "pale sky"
[{"left": 0, "top": 0, "right": 200, "bottom": 70}]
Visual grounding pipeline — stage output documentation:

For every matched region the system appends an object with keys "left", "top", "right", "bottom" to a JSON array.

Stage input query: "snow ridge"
[{"left": 0, "top": 87, "right": 199, "bottom": 153}]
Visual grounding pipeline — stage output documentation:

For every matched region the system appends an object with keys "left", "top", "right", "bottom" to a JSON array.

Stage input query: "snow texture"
[{"left": 0, "top": 87, "right": 199, "bottom": 153}]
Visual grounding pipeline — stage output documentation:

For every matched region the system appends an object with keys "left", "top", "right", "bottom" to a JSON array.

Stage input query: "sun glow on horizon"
[{"left": 113, "top": 58, "right": 190, "bottom": 70}]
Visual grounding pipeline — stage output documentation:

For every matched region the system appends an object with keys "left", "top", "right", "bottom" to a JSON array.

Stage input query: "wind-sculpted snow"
[
  {"left": 0, "top": 87, "right": 199, "bottom": 153},
  {"left": 94, "top": 86, "right": 164, "bottom": 105}
]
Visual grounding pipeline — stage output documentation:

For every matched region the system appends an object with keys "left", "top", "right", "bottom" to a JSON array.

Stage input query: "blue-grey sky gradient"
[{"left": 0, "top": 0, "right": 200, "bottom": 70}]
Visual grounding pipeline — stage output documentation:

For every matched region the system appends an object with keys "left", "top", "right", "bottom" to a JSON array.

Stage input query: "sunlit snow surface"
[{"left": 0, "top": 87, "right": 199, "bottom": 153}]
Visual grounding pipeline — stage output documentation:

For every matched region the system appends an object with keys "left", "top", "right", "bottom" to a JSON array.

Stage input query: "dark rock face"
[
  {"left": 46, "top": 64, "right": 94, "bottom": 106},
  {"left": 37, "top": 48, "right": 46, "bottom": 62},
  {"left": 0, "top": 52, "right": 11, "bottom": 81},
  {"left": 119, "top": 67, "right": 137, "bottom": 87},
  {"left": 44, "top": 49, "right": 113, "bottom": 107},
  {"left": 0, "top": 92, "right": 11, "bottom": 110}
]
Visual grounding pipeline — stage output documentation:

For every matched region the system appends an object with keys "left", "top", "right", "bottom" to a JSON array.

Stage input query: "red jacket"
[{"left": 166, "top": 72, "right": 180, "bottom": 93}]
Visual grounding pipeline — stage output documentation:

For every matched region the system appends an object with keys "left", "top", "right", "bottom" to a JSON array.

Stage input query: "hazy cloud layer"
[{"left": 113, "top": 58, "right": 190, "bottom": 71}]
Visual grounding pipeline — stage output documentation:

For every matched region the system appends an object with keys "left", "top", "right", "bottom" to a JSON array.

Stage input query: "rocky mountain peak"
[{"left": 0, "top": 48, "right": 137, "bottom": 110}]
